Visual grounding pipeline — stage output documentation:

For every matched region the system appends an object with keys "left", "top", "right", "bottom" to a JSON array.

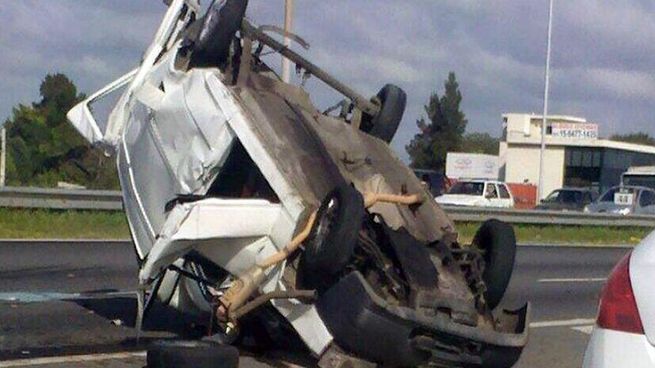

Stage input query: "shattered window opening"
[{"left": 206, "top": 140, "right": 279, "bottom": 203}]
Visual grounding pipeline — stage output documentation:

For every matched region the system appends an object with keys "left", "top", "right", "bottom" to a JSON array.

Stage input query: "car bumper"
[
  {"left": 316, "top": 271, "right": 529, "bottom": 367},
  {"left": 583, "top": 327, "right": 655, "bottom": 368}
]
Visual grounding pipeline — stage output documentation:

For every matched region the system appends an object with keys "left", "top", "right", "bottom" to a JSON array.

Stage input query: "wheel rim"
[{"left": 311, "top": 198, "right": 339, "bottom": 253}]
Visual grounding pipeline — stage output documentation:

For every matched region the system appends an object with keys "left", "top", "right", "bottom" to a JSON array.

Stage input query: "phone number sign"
[{"left": 551, "top": 122, "right": 598, "bottom": 139}]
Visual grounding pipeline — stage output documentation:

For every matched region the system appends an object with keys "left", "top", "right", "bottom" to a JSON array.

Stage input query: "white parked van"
[{"left": 436, "top": 180, "right": 514, "bottom": 208}]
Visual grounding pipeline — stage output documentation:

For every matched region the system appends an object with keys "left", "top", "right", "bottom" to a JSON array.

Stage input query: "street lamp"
[
  {"left": 0, "top": 126, "right": 5, "bottom": 187},
  {"left": 538, "top": 0, "right": 554, "bottom": 201},
  {"left": 281, "top": 0, "right": 294, "bottom": 83}
]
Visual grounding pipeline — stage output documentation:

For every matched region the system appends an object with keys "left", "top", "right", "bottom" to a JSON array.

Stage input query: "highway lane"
[
  {"left": 505, "top": 246, "right": 628, "bottom": 368},
  {"left": 0, "top": 241, "right": 630, "bottom": 367}
]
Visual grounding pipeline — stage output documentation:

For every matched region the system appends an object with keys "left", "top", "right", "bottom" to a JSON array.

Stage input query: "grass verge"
[
  {"left": 0, "top": 208, "right": 129, "bottom": 239},
  {"left": 456, "top": 222, "right": 650, "bottom": 246},
  {"left": 0, "top": 208, "right": 650, "bottom": 246}
]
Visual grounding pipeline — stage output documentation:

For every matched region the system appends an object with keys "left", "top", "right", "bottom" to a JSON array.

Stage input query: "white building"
[{"left": 499, "top": 113, "right": 655, "bottom": 199}]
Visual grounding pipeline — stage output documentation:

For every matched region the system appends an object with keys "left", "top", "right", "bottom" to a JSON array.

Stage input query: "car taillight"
[{"left": 597, "top": 252, "right": 644, "bottom": 334}]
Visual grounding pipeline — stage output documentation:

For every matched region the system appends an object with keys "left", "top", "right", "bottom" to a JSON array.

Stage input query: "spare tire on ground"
[
  {"left": 472, "top": 219, "right": 517, "bottom": 310},
  {"left": 360, "top": 84, "right": 407, "bottom": 143},
  {"left": 147, "top": 340, "right": 239, "bottom": 368},
  {"left": 297, "top": 184, "right": 365, "bottom": 292}
]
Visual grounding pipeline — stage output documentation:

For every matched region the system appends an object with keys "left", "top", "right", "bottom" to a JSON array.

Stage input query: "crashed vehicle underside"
[{"left": 67, "top": 0, "right": 529, "bottom": 367}]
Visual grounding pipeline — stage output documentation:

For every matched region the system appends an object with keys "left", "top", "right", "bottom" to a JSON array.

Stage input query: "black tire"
[
  {"left": 297, "top": 184, "right": 365, "bottom": 291},
  {"left": 472, "top": 219, "right": 517, "bottom": 310},
  {"left": 147, "top": 340, "right": 239, "bottom": 368},
  {"left": 188, "top": 0, "right": 249, "bottom": 68},
  {"left": 361, "top": 84, "right": 407, "bottom": 143}
]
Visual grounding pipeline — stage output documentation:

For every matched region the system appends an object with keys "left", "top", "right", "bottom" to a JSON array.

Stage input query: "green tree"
[
  {"left": 3, "top": 73, "right": 118, "bottom": 188},
  {"left": 406, "top": 72, "right": 468, "bottom": 170},
  {"left": 610, "top": 132, "right": 655, "bottom": 147},
  {"left": 460, "top": 132, "right": 499, "bottom": 155}
]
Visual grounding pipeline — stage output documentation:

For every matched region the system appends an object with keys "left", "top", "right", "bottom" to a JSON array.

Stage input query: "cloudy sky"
[{"left": 2, "top": 1, "right": 655, "bottom": 161}]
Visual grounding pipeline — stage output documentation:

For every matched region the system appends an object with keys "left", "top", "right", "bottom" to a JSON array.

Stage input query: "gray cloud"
[{"left": 1, "top": 1, "right": 653, "bottom": 162}]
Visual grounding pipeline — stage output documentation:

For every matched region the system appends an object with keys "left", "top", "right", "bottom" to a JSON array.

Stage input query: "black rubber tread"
[
  {"left": 472, "top": 219, "right": 517, "bottom": 310},
  {"left": 361, "top": 84, "right": 407, "bottom": 143},
  {"left": 147, "top": 340, "right": 239, "bottom": 368},
  {"left": 297, "top": 184, "right": 365, "bottom": 291},
  {"left": 188, "top": 0, "right": 249, "bottom": 68}
]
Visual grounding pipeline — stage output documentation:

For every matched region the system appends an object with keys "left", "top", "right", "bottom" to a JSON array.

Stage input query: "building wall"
[
  {"left": 503, "top": 113, "right": 595, "bottom": 146},
  {"left": 503, "top": 144, "right": 565, "bottom": 199},
  {"left": 500, "top": 113, "right": 655, "bottom": 200}
]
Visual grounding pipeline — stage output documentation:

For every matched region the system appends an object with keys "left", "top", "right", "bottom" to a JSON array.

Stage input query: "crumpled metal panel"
[
  {"left": 119, "top": 51, "right": 239, "bottom": 255},
  {"left": 124, "top": 102, "right": 178, "bottom": 236},
  {"left": 151, "top": 68, "right": 235, "bottom": 194},
  {"left": 233, "top": 72, "right": 456, "bottom": 243},
  {"left": 230, "top": 86, "right": 346, "bottom": 210}
]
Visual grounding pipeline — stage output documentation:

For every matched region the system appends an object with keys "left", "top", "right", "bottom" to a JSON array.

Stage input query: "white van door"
[{"left": 497, "top": 183, "right": 514, "bottom": 208}]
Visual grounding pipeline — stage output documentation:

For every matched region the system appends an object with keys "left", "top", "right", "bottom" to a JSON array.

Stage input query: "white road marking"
[
  {"left": 0, "top": 291, "right": 135, "bottom": 304},
  {"left": 538, "top": 277, "right": 606, "bottom": 283},
  {"left": 530, "top": 318, "right": 596, "bottom": 328},
  {"left": 0, "top": 351, "right": 146, "bottom": 367},
  {"left": 571, "top": 325, "right": 594, "bottom": 335}
]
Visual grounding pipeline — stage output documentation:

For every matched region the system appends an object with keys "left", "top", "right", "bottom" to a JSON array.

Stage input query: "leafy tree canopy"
[
  {"left": 460, "top": 132, "right": 499, "bottom": 155},
  {"left": 3, "top": 73, "right": 118, "bottom": 188},
  {"left": 406, "top": 72, "right": 468, "bottom": 171},
  {"left": 610, "top": 132, "right": 655, "bottom": 147}
]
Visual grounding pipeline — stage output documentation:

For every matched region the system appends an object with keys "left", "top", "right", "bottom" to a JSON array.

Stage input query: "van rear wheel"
[
  {"left": 360, "top": 84, "right": 407, "bottom": 143},
  {"left": 472, "top": 219, "right": 517, "bottom": 310},
  {"left": 297, "top": 184, "right": 364, "bottom": 292}
]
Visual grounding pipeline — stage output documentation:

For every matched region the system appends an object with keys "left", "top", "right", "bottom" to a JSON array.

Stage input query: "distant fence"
[{"left": 0, "top": 187, "right": 654, "bottom": 228}]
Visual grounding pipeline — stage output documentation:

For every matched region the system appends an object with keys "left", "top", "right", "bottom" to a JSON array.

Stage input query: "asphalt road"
[{"left": 0, "top": 241, "right": 629, "bottom": 367}]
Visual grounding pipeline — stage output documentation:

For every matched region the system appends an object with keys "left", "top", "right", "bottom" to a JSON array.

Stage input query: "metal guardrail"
[
  {"left": 0, "top": 187, "right": 654, "bottom": 227},
  {"left": 0, "top": 187, "right": 122, "bottom": 211},
  {"left": 442, "top": 205, "right": 655, "bottom": 228}
]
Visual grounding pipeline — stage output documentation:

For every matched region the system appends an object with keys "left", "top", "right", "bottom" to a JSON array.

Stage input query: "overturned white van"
[{"left": 67, "top": 1, "right": 528, "bottom": 367}]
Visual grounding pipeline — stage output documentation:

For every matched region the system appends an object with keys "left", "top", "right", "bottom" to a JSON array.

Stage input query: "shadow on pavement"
[{"left": 71, "top": 296, "right": 207, "bottom": 339}]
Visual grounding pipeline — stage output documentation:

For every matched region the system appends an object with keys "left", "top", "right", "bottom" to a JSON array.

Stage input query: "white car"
[
  {"left": 582, "top": 231, "right": 655, "bottom": 367},
  {"left": 585, "top": 185, "right": 655, "bottom": 215},
  {"left": 436, "top": 180, "right": 514, "bottom": 208}
]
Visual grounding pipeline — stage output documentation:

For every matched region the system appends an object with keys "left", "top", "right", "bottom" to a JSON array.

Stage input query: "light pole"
[
  {"left": 0, "top": 126, "right": 6, "bottom": 187},
  {"left": 281, "top": 0, "right": 294, "bottom": 83},
  {"left": 538, "top": 0, "right": 554, "bottom": 201}
]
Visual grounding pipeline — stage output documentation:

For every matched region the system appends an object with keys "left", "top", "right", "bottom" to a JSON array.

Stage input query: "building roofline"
[
  {"left": 502, "top": 112, "right": 588, "bottom": 123},
  {"left": 506, "top": 138, "right": 655, "bottom": 154}
]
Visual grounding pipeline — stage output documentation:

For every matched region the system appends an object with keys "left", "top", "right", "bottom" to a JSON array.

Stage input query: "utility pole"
[
  {"left": 281, "top": 0, "right": 294, "bottom": 83},
  {"left": 538, "top": 0, "right": 554, "bottom": 201},
  {"left": 0, "top": 126, "right": 6, "bottom": 187}
]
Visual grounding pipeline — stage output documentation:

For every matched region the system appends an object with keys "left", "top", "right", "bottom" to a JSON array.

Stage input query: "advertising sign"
[
  {"left": 551, "top": 122, "right": 598, "bottom": 139},
  {"left": 446, "top": 153, "right": 499, "bottom": 180}
]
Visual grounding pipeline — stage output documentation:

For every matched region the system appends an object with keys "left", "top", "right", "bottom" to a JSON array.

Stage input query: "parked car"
[
  {"left": 582, "top": 232, "right": 655, "bottom": 367},
  {"left": 65, "top": 1, "right": 528, "bottom": 367},
  {"left": 436, "top": 180, "right": 514, "bottom": 208},
  {"left": 535, "top": 188, "right": 597, "bottom": 211},
  {"left": 585, "top": 186, "right": 655, "bottom": 215}
]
